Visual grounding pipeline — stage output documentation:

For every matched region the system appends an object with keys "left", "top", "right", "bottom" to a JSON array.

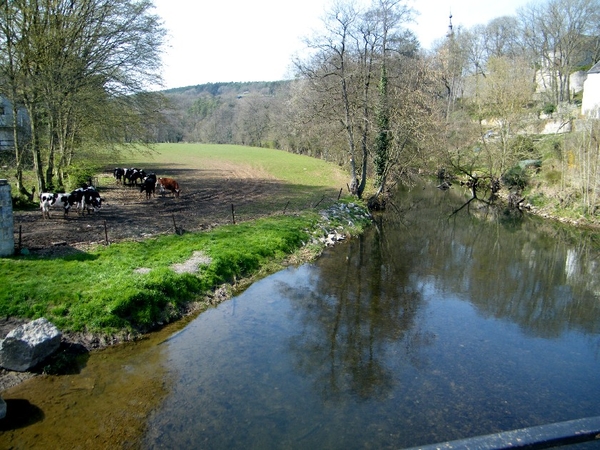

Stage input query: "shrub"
[
  {"left": 510, "top": 135, "right": 536, "bottom": 156},
  {"left": 542, "top": 103, "right": 556, "bottom": 115},
  {"left": 66, "top": 162, "right": 103, "bottom": 190},
  {"left": 502, "top": 166, "right": 528, "bottom": 190},
  {"left": 543, "top": 170, "right": 562, "bottom": 185},
  {"left": 527, "top": 192, "right": 546, "bottom": 207},
  {"left": 11, "top": 193, "right": 35, "bottom": 209}
]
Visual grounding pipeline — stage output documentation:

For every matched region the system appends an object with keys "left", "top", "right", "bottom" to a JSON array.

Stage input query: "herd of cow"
[
  {"left": 112, "top": 168, "right": 181, "bottom": 200},
  {"left": 39, "top": 167, "right": 181, "bottom": 219}
]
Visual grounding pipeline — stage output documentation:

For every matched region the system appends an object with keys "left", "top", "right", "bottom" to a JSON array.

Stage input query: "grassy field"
[
  {"left": 0, "top": 144, "right": 367, "bottom": 336},
  {"left": 121, "top": 143, "right": 349, "bottom": 191}
]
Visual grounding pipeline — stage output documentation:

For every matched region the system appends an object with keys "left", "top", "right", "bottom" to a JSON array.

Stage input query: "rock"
[
  {"left": 0, "top": 397, "right": 5, "bottom": 419},
  {"left": 0, "top": 318, "right": 62, "bottom": 372}
]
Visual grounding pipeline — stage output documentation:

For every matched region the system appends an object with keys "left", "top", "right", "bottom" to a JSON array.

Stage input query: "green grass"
[
  {"left": 121, "top": 143, "right": 348, "bottom": 189},
  {"left": 111, "top": 143, "right": 351, "bottom": 217},
  {"left": 0, "top": 213, "right": 320, "bottom": 333}
]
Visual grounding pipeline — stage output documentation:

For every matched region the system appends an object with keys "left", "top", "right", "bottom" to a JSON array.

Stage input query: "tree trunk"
[{"left": 26, "top": 104, "right": 46, "bottom": 194}]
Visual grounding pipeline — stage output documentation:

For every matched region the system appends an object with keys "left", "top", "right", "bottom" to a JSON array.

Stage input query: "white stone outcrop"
[
  {"left": 312, "top": 202, "right": 372, "bottom": 247},
  {"left": 0, "top": 318, "right": 62, "bottom": 372}
]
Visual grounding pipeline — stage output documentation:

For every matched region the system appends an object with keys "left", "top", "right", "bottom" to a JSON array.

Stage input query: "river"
[{"left": 1, "top": 184, "right": 599, "bottom": 449}]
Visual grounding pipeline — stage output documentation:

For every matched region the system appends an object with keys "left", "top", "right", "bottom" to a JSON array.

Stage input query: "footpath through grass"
[{"left": 1, "top": 144, "right": 369, "bottom": 336}]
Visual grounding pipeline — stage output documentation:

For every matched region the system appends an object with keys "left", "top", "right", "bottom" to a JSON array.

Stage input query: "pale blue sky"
[{"left": 152, "top": 0, "right": 530, "bottom": 89}]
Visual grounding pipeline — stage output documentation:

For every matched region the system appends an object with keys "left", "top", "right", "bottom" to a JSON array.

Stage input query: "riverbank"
[{"left": 0, "top": 201, "right": 373, "bottom": 392}]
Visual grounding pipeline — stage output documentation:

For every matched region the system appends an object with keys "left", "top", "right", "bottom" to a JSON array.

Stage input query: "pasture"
[
  {"left": 14, "top": 143, "right": 350, "bottom": 252},
  {"left": 1, "top": 144, "right": 358, "bottom": 336}
]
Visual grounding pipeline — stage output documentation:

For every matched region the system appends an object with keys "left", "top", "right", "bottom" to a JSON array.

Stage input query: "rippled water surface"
[{"left": 2, "top": 185, "right": 600, "bottom": 449}]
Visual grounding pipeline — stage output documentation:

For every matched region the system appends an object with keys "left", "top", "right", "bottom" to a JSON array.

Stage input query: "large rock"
[{"left": 0, "top": 318, "right": 62, "bottom": 372}]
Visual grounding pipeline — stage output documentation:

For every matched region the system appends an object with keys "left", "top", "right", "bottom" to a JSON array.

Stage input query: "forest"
[{"left": 1, "top": 0, "right": 600, "bottom": 222}]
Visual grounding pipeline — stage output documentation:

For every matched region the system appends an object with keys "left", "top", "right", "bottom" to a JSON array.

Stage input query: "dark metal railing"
[{"left": 403, "top": 416, "right": 600, "bottom": 450}]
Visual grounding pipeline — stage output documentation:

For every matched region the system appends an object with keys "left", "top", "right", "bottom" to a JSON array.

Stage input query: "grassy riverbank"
[{"left": 0, "top": 144, "right": 371, "bottom": 337}]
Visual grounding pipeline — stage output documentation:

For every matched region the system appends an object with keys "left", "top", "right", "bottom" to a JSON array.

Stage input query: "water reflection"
[
  {"left": 141, "top": 185, "right": 599, "bottom": 448},
  {"left": 385, "top": 184, "right": 600, "bottom": 339},
  {"left": 285, "top": 246, "right": 427, "bottom": 401}
]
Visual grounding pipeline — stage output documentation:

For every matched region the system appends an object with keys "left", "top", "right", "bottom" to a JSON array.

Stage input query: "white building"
[{"left": 581, "top": 62, "right": 600, "bottom": 118}]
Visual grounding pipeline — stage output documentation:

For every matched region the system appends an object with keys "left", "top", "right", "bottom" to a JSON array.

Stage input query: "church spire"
[{"left": 447, "top": 11, "right": 454, "bottom": 38}]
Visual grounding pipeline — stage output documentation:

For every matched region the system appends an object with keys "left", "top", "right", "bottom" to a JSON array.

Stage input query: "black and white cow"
[
  {"left": 124, "top": 168, "right": 145, "bottom": 186},
  {"left": 81, "top": 187, "right": 103, "bottom": 214},
  {"left": 113, "top": 168, "right": 125, "bottom": 184},
  {"left": 71, "top": 186, "right": 103, "bottom": 215},
  {"left": 39, "top": 192, "right": 78, "bottom": 219},
  {"left": 140, "top": 173, "right": 157, "bottom": 199}
]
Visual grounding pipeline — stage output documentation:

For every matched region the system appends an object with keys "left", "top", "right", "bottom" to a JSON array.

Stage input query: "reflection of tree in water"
[
  {"left": 285, "top": 223, "right": 432, "bottom": 402},
  {"left": 405, "top": 184, "right": 600, "bottom": 338},
  {"left": 286, "top": 183, "right": 600, "bottom": 402}
]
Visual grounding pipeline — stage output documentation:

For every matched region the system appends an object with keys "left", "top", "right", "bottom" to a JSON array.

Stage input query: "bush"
[
  {"left": 510, "top": 135, "right": 536, "bottom": 156},
  {"left": 11, "top": 193, "right": 36, "bottom": 209},
  {"left": 66, "top": 162, "right": 103, "bottom": 190},
  {"left": 527, "top": 192, "right": 546, "bottom": 207},
  {"left": 542, "top": 103, "right": 556, "bottom": 115},
  {"left": 543, "top": 169, "right": 561, "bottom": 185},
  {"left": 502, "top": 166, "right": 528, "bottom": 190}
]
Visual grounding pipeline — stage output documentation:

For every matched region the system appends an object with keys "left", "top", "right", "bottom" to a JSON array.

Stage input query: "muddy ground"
[{"left": 14, "top": 163, "right": 302, "bottom": 255}]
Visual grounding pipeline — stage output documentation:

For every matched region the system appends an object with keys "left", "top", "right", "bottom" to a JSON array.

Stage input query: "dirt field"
[{"left": 13, "top": 161, "right": 327, "bottom": 254}]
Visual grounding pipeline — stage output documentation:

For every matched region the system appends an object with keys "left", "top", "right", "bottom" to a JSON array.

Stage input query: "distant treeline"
[{"left": 157, "top": 80, "right": 299, "bottom": 154}]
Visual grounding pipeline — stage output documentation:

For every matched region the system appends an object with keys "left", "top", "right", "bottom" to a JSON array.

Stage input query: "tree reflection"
[
  {"left": 285, "top": 219, "right": 431, "bottom": 402},
  {"left": 413, "top": 184, "right": 600, "bottom": 338},
  {"left": 286, "top": 183, "right": 600, "bottom": 402}
]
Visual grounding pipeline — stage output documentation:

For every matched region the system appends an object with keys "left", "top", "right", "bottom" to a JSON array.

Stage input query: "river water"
[{"left": 1, "top": 184, "right": 600, "bottom": 449}]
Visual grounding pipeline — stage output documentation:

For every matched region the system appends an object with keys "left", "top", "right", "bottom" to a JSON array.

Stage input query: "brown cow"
[{"left": 157, "top": 177, "right": 181, "bottom": 198}]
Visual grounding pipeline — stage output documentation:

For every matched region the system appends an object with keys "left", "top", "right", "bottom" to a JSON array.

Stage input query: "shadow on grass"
[{"left": 16, "top": 246, "right": 99, "bottom": 262}]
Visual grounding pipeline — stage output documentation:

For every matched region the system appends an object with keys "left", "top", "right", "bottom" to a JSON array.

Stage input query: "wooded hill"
[{"left": 157, "top": 81, "right": 293, "bottom": 148}]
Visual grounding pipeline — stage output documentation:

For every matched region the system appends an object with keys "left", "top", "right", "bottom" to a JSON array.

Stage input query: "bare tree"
[
  {"left": 483, "top": 16, "right": 525, "bottom": 60},
  {"left": 444, "top": 55, "right": 535, "bottom": 194},
  {"left": 0, "top": 0, "right": 166, "bottom": 193},
  {"left": 295, "top": 0, "right": 416, "bottom": 199},
  {"left": 519, "top": 0, "right": 600, "bottom": 104},
  {"left": 576, "top": 121, "right": 600, "bottom": 215},
  {"left": 236, "top": 94, "right": 271, "bottom": 147},
  {"left": 296, "top": 1, "right": 363, "bottom": 195}
]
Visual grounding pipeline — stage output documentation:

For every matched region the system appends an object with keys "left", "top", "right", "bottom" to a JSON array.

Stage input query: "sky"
[{"left": 152, "top": 0, "right": 531, "bottom": 90}]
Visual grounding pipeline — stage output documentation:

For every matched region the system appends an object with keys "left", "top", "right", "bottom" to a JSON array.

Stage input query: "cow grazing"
[
  {"left": 140, "top": 173, "right": 157, "bottom": 199},
  {"left": 82, "top": 188, "right": 103, "bottom": 214},
  {"left": 157, "top": 177, "right": 180, "bottom": 198},
  {"left": 113, "top": 168, "right": 125, "bottom": 184},
  {"left": 39, "top": 192, "right": 77, "bottom": 219}
]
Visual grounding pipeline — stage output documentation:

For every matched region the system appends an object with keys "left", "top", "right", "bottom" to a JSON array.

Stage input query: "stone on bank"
[{"left": 0, "top": 318, "right": 62, "bottom": 372}]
